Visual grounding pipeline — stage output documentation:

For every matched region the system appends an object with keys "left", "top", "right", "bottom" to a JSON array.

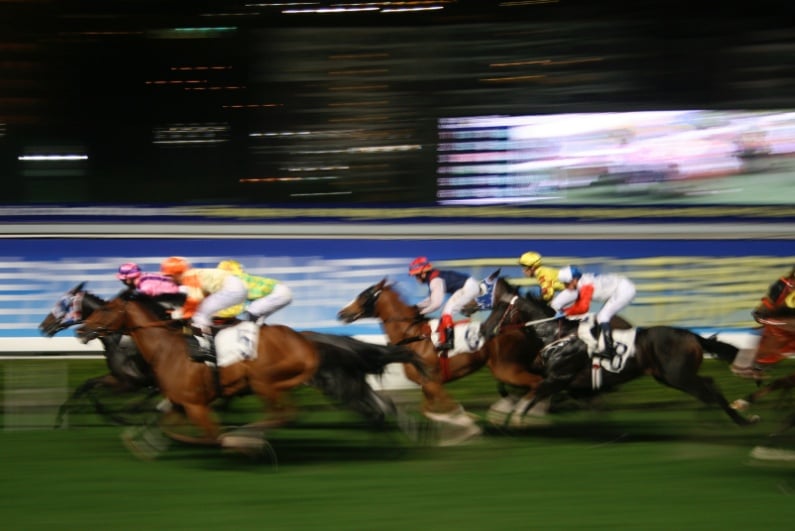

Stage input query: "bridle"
[
  {"left": 486, "top": 293, "right": 565, "bottom": 340},
  {"left": 80, "top": 298, "right": 177, "bottom": 339},
  {"left": 353, "top": 285, "right": 430, "bottom": 346}
]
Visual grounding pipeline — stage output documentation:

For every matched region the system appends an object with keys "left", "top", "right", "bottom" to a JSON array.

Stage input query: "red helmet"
[
  {"left": 161, "top": 256, "right": 191, "bottom": 276},
  {"left": 409, "top": 256, "right": 433, "bottom": 276},
  {"left": 117, "top": 262, "right": 142, "bottom": 281}
]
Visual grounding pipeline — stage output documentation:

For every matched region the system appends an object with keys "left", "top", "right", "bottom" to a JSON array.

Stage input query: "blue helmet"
[{"left": 558, "top": 266, "right": 583, "bottom": 283}]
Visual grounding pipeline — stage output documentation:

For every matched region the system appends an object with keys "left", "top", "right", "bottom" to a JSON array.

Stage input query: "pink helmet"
[
  {"left": 117, "top": 262, "right": 142, "bottom": 281},
  {"left": 409, "top": 256, "right": 433, "bottom": 276}
]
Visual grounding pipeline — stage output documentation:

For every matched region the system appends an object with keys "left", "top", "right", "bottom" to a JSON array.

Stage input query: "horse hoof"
[
  {"left": 486, "top": 409, "right": 510, "bottom": 426},
  {"left": 730, "top": 365, "right": 765, "bottom": 380},
  {"left": 424, "top": 410, "right": 477, "bottom": 428},
  {"left": 437, "top": 423, "right": 482, "bottom": 447},
  {"left": 731, "top": 399, "right": 750, "bottom": 411},
  {"left": 121, "top": 426, "right": 169, "bottom": 460},
  {"left": 509, "top": 414, "right": 552, "bottom": 428},
  {"left": 750, "top": 446, "right": 795, "bottom": 462},
  {"left": 486, "top": 397, "right": 517, "bottom": 425}
]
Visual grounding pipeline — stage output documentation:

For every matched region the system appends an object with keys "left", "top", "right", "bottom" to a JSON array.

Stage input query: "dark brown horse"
[
  {"left": 39, "top": 283, "right": 161, "bottom": 426},
  {"left": 75, "top": 291, "right": 427, "bottom": 451},
  {"left": 481, "top": 280, "right": 758, "bottom": 426},
  {"left": 337, "top": 279, "right": 547, "bottom": 433}
]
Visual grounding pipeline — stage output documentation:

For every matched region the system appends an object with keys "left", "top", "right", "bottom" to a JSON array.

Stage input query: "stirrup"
[
  {"left": 437, "top": 339, "right": 453, "bottom": 352},
  {"left": 596, "top": 350, "right": 614, "bottom": 360}
]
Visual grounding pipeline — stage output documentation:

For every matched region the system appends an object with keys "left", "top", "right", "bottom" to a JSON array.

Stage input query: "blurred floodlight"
[{"left": 18, "top": 154, "right": 88, "bottom": 161}]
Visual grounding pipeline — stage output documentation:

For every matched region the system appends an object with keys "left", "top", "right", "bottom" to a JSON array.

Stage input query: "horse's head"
[
  {"left": 753, "top": 274, "right": 795, "bottom": 321},
  {"left": 337, "top": 278, "right": 389, "bottom": 323},
  {"left": 76, "top": 296, "right": 129, "bottom": 343},
  {"left": 480, "top": 290, "right": 556, "bottom": 339},
  {"left": 39, "top": 282, "right": 88, "bottom": 337}
]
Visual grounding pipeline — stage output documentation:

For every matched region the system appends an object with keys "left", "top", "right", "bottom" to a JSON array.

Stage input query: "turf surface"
[{"left": 1, "top": 359, "right": 794, "bottom": 530}]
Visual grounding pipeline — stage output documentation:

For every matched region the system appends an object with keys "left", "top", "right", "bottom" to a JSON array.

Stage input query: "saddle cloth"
[
  {"left": 214, "top": 321, "right": 260, "bottom": 367},
  {"left": 576, "top": 314, "right": 637, "bottom": 375},
  {"left": 427, "top": 318, "right": 486, "bottom": 356}
]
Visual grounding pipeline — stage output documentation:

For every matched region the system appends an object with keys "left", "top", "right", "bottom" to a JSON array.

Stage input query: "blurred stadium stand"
[{"left": 0, "top": 0, "right": 792, "bottom": 203}]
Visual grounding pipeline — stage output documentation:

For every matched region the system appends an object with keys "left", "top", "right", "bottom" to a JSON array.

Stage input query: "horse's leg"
[
  {"left": 732, "top": 373, "right": 795, "bottom": 411},
  {"left": 516, "top": 378, "right": 569, "bottom": 418},
  {"left": 657, "top": 373, "right": 757, "bottom": 426},
  {"left": 181, "top": 402, "right": 222, "bottom": 444},
  {"left": 55, "top": 373, "right": 130, "bottom": 428}
]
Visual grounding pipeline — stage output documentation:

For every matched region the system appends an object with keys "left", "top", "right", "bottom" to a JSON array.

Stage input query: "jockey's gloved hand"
[{"left": 553, "top": 310, "right": 566, "bottom": 319}]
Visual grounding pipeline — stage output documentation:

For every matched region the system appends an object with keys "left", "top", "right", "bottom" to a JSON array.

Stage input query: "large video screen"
[{"left": 436, "top": 111, "right": 795, "bottom": 205}]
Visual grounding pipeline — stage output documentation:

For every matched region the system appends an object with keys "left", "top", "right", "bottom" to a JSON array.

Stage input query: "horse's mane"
[
  {"left": 81, "top": 291, "right": 108, "bottom": 312},
  {"left": 509, "top": 291, "right": 556, "bottom": 318},
  {"left": 119, "top": 289, "right": 174, "bottom": 321}
]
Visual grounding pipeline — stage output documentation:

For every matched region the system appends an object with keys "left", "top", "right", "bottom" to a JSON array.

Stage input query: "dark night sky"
[{"left": 0, "top": 1, "right": 792, "bottom": 203}]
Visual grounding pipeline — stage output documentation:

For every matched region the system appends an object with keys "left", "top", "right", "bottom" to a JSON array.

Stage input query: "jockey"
[
  {"left": 755, "top": 265, "right": 795, "bottom": 318},
  {"left": 215, "top": 259, "right": 293, "bottom": 325},
  {"left": 550, "top": 265, "right": 637, "bottom": 361},
  {"left": 409, "top": 256, "right": 480, "bottom": 351},
  {"left": 117, "top": 262, "right": 181, "bottom": 298},
  {"left": 160, "top": 256, "right": 247, "bottom": 362},
  {"left": 733, "top": 265, "right": 795, "bottom": 377},
  {"left": 518, "top": 251, "right": 565, "bottom": 302}
]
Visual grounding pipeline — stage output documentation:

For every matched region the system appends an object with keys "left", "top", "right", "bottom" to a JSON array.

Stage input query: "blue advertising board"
[{"left": 1, "top": 235, "right": 793, "bottom": 342}]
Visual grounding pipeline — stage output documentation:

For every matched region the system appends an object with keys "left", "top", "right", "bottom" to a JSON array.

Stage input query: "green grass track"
[{"left": 1, "top": 359, "right": 794, "bottom": 530}]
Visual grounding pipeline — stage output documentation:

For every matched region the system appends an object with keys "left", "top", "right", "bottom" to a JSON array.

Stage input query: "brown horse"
[
  {"left": 337, "top": 279, "right": 547, "bottom": 433},
  {"left": 480, "top": 281, "right": 759, "bottom": 426},
  {"left": 75, "top": 290, "right": 427, "bottom": 451},
  {"left": 731, "top": 273, "right": 795, "bottom": 421}
]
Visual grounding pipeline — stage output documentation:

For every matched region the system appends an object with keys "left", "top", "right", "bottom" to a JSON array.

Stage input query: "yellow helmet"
[
  {"left": 519, "top": 251, "right": 542, "bottom": 268},
  {"left": 217, "top": 259, "right": 244, "bottom": 274}
]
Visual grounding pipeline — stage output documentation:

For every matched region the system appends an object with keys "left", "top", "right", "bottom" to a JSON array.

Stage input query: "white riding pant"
[
  {"left": 192, "top": 275, "right": 247, "bottom": 330},
  {"left": 441, "top": 278, "right": 481, "bottom": 317},
  {"left": 595, "top": 278, "right": 636, "bottom": 325},
  {"left": 247, "top": 283, "right": 293, "bottom": 323}
]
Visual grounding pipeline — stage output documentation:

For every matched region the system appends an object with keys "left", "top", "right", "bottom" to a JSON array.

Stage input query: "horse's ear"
[
  {"left": 487, "top": 269, "right": 501, "bottom": 282},
  {"left": 377, "top": 278, "right": 388, "bottom": 289},
  {"left": 70, "top": 282, "right": 86, "bottom": 294}
]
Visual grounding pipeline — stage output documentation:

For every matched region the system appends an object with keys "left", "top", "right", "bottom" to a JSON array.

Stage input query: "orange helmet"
[
  {"left": 161, "top": 256, "right": 191, "bottom": 276},
  {"left": 409, "top": 256, "right": 433, "bottom": 276}
]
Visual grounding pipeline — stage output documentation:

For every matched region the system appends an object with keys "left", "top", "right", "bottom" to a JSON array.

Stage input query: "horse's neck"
[
  {"left": 535, "top": 320, "right": 575, "bottom": 343},
  {"left": 376, "top": 293, "right": 424, "bottom": 342},
  {"left": 82, "top": 293, "right": 106, "bottom": 319},
  {"left": 126, "top": 303, "right": 184, "bottom": 366}
]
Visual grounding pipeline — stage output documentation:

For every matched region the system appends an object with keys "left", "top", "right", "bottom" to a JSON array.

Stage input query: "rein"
[{"left": 85, "top": 300, "right": 180, "bottom": 337}]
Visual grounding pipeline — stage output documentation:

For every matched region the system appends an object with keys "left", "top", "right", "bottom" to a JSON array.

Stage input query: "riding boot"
[
  {"left": 238, "top": 311, "right": 254, "bottom": 322},
  {"left": 437, "top": 314, "right": 455, "bottom": 351},
  {"left": 600, "top": 322, "right": 616, "bottom": 360},
  {"left": 190, "top": 325, "right": 216, "bottom": 363},
  {"left": 202, "top": 333, "right": 217, "bottom": 363}
]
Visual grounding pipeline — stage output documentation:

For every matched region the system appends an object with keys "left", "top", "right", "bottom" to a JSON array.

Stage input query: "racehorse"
[
  {"left": 337, "top": 278, "right": 547, "bottom": 433},
  {"left": 480, "top": 281, "right": 758, "bottom": 426},
  {"left": 42, "top": 283, "right": 415, "bottom": 431},
  {"left": 39, "top": 283, "right": 160, "bottom": 426},
  {"left": 730, "top": 274, "right": 795, "bottom": 424},
  {"left": 74, "top": 290, "right": 427, "bottom": 451}
]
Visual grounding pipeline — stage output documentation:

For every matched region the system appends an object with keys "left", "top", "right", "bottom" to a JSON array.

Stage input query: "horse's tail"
[
  {"left": 695, "top": 333, "right": 739, "bottom": 364},
  {"left": 303, "top": 331, "right": 427, "bottom": 404}
]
